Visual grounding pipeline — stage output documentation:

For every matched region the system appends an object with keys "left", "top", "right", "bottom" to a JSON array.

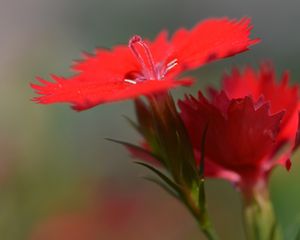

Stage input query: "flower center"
[{"left": 125, "top": 35, "right": 178, "bottom": 84}]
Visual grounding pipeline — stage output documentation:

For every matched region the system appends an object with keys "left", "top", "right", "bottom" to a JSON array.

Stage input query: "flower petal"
[
  {"left": 222, "top": 63, "right": 300, "bottom": 148},
  {"left": 179, "top": 91, "right": 284, "bottom": 183},
  {"left": 32, "top": 75, "right": 193, "bottom": 111},
  {"left": 172, "top": 17, "right": 259, "bottom": 70}
]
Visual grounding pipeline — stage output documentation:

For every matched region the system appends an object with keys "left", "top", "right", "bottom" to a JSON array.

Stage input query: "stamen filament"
[
  {"left": 124, "top": 79, "right": 137, "bottom": 84},
  {"left": 165, "top": 59, "right": 178, "bottom": 73}
]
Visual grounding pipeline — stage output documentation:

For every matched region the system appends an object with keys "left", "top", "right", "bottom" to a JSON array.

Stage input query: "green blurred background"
[{"left": 0, "top": 0, "right": 299, "bottom": 239}]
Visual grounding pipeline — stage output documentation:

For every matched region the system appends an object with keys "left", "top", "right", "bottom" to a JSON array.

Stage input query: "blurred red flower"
[
  {"left": 31, "top": 18, "right": 258, "bottom": 111},
  {"left": 179, "top": 64, "right": 299, "bottom": 187},
  {"left": 30, "top": 185, "right": 196, "bottom": 240}
]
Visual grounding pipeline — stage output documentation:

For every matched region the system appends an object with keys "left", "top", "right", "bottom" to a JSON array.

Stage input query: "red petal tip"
[{"left": 285, "top": 158, "right": 292, "bottom": 171}]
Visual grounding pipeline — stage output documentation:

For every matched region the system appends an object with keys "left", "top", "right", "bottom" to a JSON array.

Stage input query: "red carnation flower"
[
  {"left": 179, "top": 64, "right": 299, "bottom": 188},
  {"left": 221, "top": 64, "right": 299, "bottom": 149},
  {"left": 31, "top": 18, "right": 258, "bottom": 111},
  {"left": 221, "top": 64, "right": 300, "bottom": 169}
]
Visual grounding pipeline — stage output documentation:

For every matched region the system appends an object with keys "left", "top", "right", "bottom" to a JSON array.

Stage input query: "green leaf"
[
  {"left": 105, "top": 138, "right": 163, "bottom": 164},
  {"left": 199, "top": 123, "right": 209, "bottom": 178},
  {"left": 122, "top": 115, "right": 141, "bottom": 133},
  {"left": 134, "top": 161, "right": 182, "bottom": 196},
  {"left": 198, "top": 123, "right": 208, "bottom": 210},
  {"left": 142, "top": 176, "right": 180, "bottom": 200}
]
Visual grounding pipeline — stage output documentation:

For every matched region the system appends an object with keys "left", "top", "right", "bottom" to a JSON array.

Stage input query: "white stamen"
[
  {"left": 124, "top": 79, "right": 137, "bottom": 84},
  {"left": 166, "top": 62, "right": 178, "bottom": 71},
  {"left": 165, "top": 59, "right": 178, "bottom": 73},
  {"left": 167, "top": 58, "right": 178, "bottom": 67}
]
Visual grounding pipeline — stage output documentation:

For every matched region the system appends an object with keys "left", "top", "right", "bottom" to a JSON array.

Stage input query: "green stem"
[
  {"left": 182, "top": 187, "right": 219, "bottom": 240},
  {"left": 241, "top": 180, "right": 282, "bottom": 240},
  {"left": 141, "top": 93, "right": 219, "bottom": 239},
  {"left": 203, "top": 229, "right": 219, "bottom": 240},
  {"left": 199, "top": 215, "right": 219, "bottom": 240}
]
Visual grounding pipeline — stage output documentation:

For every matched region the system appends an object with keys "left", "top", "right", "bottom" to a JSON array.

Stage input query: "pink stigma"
[{"left": 128, "top": 35, "right": 158, "bottom": 80}]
